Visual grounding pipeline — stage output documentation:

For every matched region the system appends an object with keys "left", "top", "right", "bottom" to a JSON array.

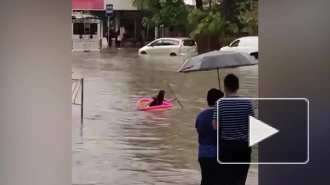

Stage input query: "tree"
[
  {"left": 188, "top": 0, "right": 258, "bottom": 50},
  {"left": 195, "top": 0, "right": 203, "bottom": 10},
  {"left": 188, "top": 9, "right": 226, "bottom": 38},
  {"left": 132, "top": 0, "right": 190, "bottom": 32},
  {"left": 131, "top": 0, "right": 161, "bottom": 10},
  {"left": 131, "top": 0, "right": 258, "bottom": 50},
  {"left": 188, "top": 7, "right": 227, "bottom": 51},
  {"left": 219, "top": 0, "right": 258, "bottom": 35},
  {"left": 236, "top": 0, "right": 258, "bottom": 34}
]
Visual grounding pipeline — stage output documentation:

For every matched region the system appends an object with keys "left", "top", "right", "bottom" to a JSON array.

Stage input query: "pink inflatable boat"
[{"left": 136, "top": 98, "right": 173, "bottom": 111}]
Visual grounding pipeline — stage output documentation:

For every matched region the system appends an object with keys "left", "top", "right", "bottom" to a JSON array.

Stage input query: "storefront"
[{"left": 72, "top": 0, "right": 155, "bottom": 44}]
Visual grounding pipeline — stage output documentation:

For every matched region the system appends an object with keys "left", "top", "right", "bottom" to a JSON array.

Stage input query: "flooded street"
[{"left": 72, "top": 49, "right": 258, "bottom": 185}]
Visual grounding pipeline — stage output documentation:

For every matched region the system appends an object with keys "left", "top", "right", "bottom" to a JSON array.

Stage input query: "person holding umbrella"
[
  {"left": 212, "top": 74, "right": 255, "bottom": 185},
  {"left": 177, "top": 50, "right": 258, "bottom": 185}
]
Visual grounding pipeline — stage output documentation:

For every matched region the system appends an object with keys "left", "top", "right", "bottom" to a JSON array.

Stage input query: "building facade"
[{"left": 72, "top": 0, "right": 155, "bottom": 43}]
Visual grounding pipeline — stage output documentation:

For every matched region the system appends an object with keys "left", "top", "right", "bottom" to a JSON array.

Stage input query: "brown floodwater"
[{"left": 72, "top": 48, "right": 258, "bottom": 185}]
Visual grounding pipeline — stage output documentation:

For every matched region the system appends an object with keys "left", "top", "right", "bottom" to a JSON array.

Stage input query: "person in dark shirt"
[
  {"left": 196, "top": 88, "right": 224, "bottom": 185},
  {"left": 138, "top": 30, "right": 145, "bottom": 47},
  {"left": 144, "top": 90, "right": 176, "bottom": 107}
]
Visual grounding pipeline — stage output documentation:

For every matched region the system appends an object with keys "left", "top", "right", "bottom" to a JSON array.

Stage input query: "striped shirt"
[{"left": 213, "top": 96, "right": 255, "bottom": 141}]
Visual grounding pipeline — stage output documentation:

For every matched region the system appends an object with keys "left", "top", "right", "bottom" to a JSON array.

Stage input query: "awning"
[{"left": 72, "top": 0, "right": 105, "bottom": 10}]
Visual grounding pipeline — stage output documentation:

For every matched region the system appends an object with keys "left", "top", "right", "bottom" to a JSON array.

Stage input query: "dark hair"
[
  {"left": 207, "top": 88, "right": 224, "bottom": 106},
  {"left": 224, "top": 74, "right": 239, "bottom": 92},
  {"left": 157, "top": 90, "right": 165, "bottom": 104}
]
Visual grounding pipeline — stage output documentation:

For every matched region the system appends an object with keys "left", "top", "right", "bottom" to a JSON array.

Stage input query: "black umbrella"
[{"left": 178, "top": 51, "right": 258, "bottom": 88}]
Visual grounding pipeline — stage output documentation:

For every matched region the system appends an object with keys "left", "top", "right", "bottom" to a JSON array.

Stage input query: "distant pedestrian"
[
  {"left": 105, "top": 32, "right": 110, "bottom": 47},
  {"left": 138, "top": 30, "right": 145, "bottom": 47},
  {"left": 196, "top": 88, "right": 224, "bottom": 185},
  {"left": 115, "top": 29, "right": 120, "bottom": 47},
  {"left": 213, "top": 74, "right": 255, "bottom": 185},
  {"left": 116, "top": 28, "right": 125, "bottom": 48}
]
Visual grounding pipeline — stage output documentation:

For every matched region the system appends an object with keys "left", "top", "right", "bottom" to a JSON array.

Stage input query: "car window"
[
  {"left": 230, "top": 40, "right": 240, "bottom": 47},
  {"left": 151, "top": 40, "right": 162, "bottom": 46},
  {"left": 182, "top": 39, "right": 196, "bottom": 46},
  {"left": 161, "top": 40, "right": 179, "bottom": 46},
  {"left": 172, "top": 40, "right": 180, "bottom": 45}
]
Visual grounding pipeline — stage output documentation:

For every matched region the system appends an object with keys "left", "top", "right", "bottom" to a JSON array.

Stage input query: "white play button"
[{"left": 249, "top": 116, "right": 279, "bottom": 147}]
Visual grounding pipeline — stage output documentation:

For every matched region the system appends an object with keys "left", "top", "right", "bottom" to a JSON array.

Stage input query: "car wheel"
[
  {"left": 140, "top": 51, "right": 147, "bottom": 55},
  {"left": 170, "top": 53, "right": 177, "bottom": 56}
]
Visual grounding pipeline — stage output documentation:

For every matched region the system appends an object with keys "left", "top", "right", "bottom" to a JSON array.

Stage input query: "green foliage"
[
  {"left": 190, "top": 11, "right": 226, "bottom": 38},
  {"left": 187, "top": 0, "right": 257, "bottom": 39},
  {"left": 132, "top": 0, "right": 258, "bottom": 45},
  {"left": 157, "top": 0, "right": 190, "bottom": 29},
  {"left": 225, "top": 21, "right": 239, "bottom": 35},
  {"left": 235, "top": 0, "right": 258, "bottom": 33},
  {"left": 187, "top": 9, "right": 208, "bottom": 25},
  {"left": 142, "top": 17, "right": 156, "bottom": 28},
  {"left": 131, "top": 0, "right": 160, "bottom": 10},
  {"left": 135, "top": 0, "right": 190, "bottom": 31}
]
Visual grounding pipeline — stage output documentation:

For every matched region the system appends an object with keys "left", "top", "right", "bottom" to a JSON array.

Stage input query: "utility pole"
[{"left": 107, "top": 17, "right": 110, "bottom": 48}]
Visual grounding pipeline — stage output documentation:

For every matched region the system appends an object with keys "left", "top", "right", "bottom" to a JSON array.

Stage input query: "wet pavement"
[{"left": 72, "top": 48, "right": 258, "bottom": 185}]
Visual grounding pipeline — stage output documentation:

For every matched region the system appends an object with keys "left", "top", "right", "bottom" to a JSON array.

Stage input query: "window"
[
  {"left": 182, "top": 39, "right": 196, "bottom": 46},
  {"left": 90, "top": 23, "right": 98, "bottom": 35},
  {"left": 151, "top": 39, "right": 179, "bottom": 46},
  {"left": 162, "top": 40, "right": 177, "bottom": 46},
  {"left": 230, "top": 40, "right": 240, "bottom": 47},
  {"left": 73, "top": 23, "right": 84, "bottom": 35},
  {"left": 73, "top": 22, "right": 98, "bottom": 35},
  {"left": 151, "top": 40, "right": 162, "bottom": 46},
  {"left": 172, "top": 40, "right": 180, "bottom": 45}
]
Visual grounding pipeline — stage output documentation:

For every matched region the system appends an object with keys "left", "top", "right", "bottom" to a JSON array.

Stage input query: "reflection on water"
[{"left": 72, "top": 49, "right": 258, "bottom": 185}]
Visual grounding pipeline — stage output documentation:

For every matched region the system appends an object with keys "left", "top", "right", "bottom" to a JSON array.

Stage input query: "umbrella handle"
[
  {"left": 217, "top": 67, "right": 221, "bottom": 89},
  {"left": 164, "top": 81, "right": 183, "bottom": 109}
]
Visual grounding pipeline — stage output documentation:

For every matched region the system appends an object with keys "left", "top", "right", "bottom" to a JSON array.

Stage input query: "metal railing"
[{"left": 72, "top": 78, "right": 84, "bottom": 125}]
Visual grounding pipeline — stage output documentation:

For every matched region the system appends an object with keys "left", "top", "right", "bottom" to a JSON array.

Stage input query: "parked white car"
[
  {"left": 220, "top": 36, "right": 258, "bottom": 59},
  {"left": 138, "top": 37, "right": 198, "bottom": 56}
]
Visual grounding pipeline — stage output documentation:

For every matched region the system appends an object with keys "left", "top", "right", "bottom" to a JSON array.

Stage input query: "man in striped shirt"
[{"left": 212, "top": 74, "right": 255, "bottom": 185}]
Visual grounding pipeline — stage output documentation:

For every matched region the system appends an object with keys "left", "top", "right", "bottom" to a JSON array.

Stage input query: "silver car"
[{"left": 138, "top": 37, "right": 198, "bottom": 56}]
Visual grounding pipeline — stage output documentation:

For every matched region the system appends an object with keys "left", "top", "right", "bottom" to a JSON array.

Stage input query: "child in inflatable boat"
[{"left": 144, "top": 90, "right": 177, "bottom": 107}]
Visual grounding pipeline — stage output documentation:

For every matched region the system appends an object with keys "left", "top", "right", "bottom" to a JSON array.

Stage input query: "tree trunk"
[
  {"left": 220, "top": 0, "right": 236, "bottom": 38},
  {"left": 220, "top": 0, "right": 231, "bottom": 19},
  {"left": 207, "top": 35, "right": 211, "bottom": 51},
  {"left": 195, "top": 0, "right": 203, "bottom": 10}
]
